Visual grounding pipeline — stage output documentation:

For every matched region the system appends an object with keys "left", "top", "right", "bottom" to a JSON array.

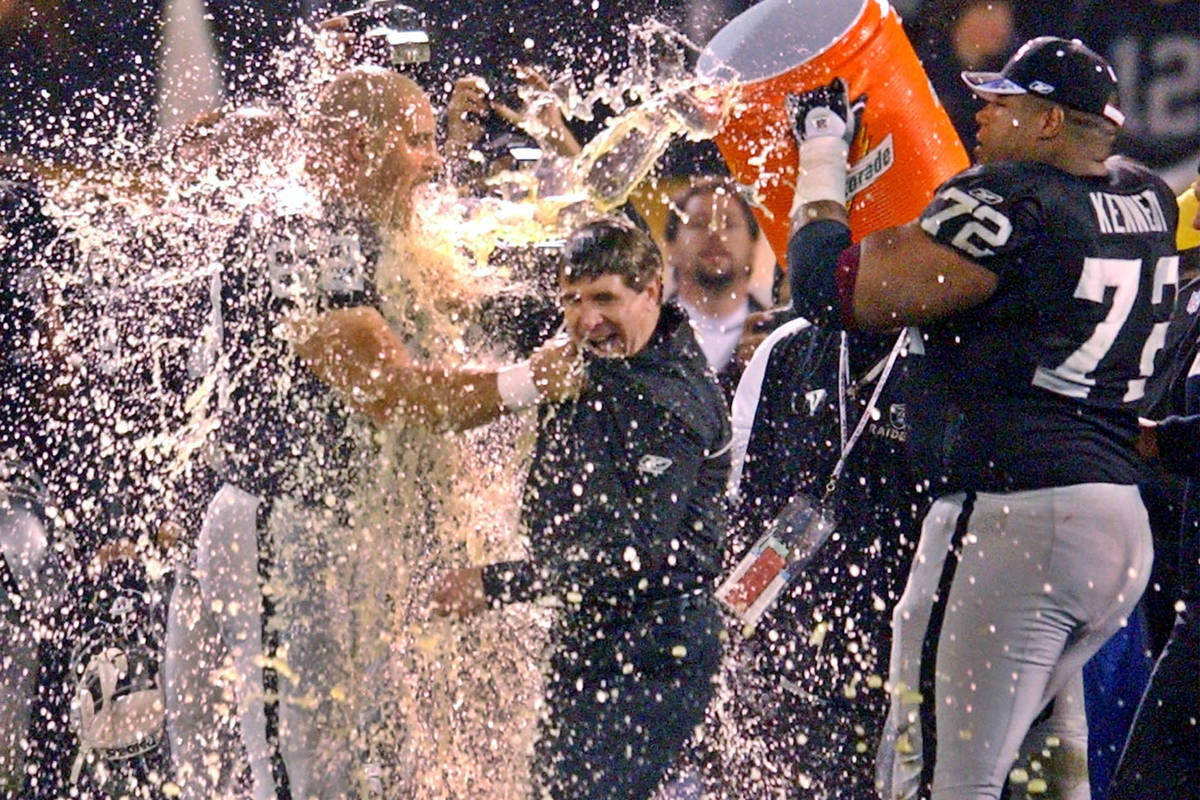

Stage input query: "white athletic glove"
[{"left": 785, "top": 78, "right": 864, "bottom": 228}]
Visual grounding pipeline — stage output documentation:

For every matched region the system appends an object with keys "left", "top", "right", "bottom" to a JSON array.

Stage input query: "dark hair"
[
  {"left": 663, "top": 177, "right": 760, "bottom": 243},
  {"left": 561, "top": 217, "right": 663, "bottom": 292}
]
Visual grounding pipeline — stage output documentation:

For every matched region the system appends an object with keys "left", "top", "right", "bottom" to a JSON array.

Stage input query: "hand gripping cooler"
[{"left": 698, "top": 0, "right": 970, "bottom": 261}]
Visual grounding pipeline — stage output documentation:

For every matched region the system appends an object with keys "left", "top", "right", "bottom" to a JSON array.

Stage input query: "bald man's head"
[
  {"left": 311, "top": 67, "right": 427, "bottom": 137},
  {"left": 306, "top": 67, "right": 442, "bottom": 223}
]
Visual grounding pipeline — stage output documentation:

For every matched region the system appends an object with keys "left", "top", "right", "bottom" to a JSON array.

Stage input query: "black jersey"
[
  {"left": 1140, "top": 273, "right": 1200, "bottom": 603},
  {"left": 41, "top": 195, "right": 220, "bottom": 558},
  {"left": 483, "top": 304, "right": 729, "bottom": 615},
  {"left": 1144, "top": 277, "right": 1200, "bottom": 420},
  {"left": 731, "top": 319, "right": 921, "bottom": 710},
  {"left": 912, "top": 157, "right": 1179, "bottom": 493},
  {"left": 216, "top": 184, "right": 381, "bottom": 503}
]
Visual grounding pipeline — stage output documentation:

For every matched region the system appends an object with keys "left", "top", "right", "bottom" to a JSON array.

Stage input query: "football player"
[{"left": 784, "top": 36, "right": 1178, "bottom": 800}]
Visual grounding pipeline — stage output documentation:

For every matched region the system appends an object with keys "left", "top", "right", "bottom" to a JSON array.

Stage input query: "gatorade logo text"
[{"left": 845, "top": 134, "right": 894, "bottom": 200}]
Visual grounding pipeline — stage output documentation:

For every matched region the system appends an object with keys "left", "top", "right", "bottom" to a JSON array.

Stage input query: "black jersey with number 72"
[{"left": 908, "top": 157, "right": 1179, "bottom": 493}]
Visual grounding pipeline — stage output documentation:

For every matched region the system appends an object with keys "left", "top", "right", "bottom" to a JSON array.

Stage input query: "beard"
[{"left": 693, "top": 265, "right": 739, "bottom": 292}]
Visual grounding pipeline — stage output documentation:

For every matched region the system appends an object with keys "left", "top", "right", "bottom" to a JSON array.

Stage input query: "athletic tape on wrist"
[
  {"left": 790, "top": 136, "right": 849, "bottom": 231},
  {"left": 497, "top": 361, "right": 539, "bottom": 411}
]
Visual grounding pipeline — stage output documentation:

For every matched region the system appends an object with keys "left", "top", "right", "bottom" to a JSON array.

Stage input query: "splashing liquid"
[
  {"left": 573, "top": 84, "right": 729, "bottom": 209},
  {"left": 19, "top": 16, "right": 749, "bottom": 800}
]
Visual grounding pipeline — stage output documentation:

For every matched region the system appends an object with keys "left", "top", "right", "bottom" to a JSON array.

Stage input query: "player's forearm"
[
  {"left": 853, "top": 225, "right": 1000, "bottom": 329},
  {"left": 295, "top": 305, "right": 399, "bottom": 402},
  {"left": 372, "top": 354, "right": 572, "bottom": 430},
  {"left": 298, "top": 306, "right": 579, "bottom": 430},
  {"left": 786, "top": 219, "right": 1000, "bottom": 330},
  {"left": 369, "top": 362, "right": 509, "bottom": 431},
  {"left": 296, "top": 306, "right": 526, "bottom": 430}
]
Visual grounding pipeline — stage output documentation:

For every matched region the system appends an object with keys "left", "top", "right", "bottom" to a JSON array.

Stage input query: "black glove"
[
  {"left": 783, "top": 78, "right": 866, "bottom": 218},
  {"left": 785, "top": 77, "right": 864, "bottom": 150}
]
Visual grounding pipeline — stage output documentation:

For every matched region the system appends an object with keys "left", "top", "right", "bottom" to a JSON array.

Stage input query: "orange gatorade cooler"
[{"left": 697, "top": 0, "right": 969, "bottom": 263}]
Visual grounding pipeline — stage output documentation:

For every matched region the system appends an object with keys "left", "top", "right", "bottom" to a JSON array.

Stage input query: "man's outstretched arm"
[
  {"left": 785, "top": 79, "right": 998, "bottom": 330},
  {"left": 294, "top": 305, "right": 581, "bottom": 430}
]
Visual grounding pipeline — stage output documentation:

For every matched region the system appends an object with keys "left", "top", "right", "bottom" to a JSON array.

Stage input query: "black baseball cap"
[{"left": 961, "top": 36, "right": 1124, "bottom": 127}]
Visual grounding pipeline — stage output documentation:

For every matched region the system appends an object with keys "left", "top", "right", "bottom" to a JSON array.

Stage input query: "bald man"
[{"left": 164, "top": 67, "right": 579, "bottom": 800}]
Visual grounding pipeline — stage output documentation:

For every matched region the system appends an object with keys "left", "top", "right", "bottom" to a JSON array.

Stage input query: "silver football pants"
[
  {"left": 877, "top": 483, "right": 1152, "bottom": 800},
  {"left": 164, "top": 483, "right": 357, "bottom": 800},
  {"left": 164, "top": 483, "right": 277, "bottom": 800},
  {"left": 0, "top": 482, "right": 58, "bottom": 790}
]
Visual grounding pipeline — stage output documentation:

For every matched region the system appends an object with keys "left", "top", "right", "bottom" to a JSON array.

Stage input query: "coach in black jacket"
[{"left": 433, "top": 217, "right": 729, "bottom": 800}]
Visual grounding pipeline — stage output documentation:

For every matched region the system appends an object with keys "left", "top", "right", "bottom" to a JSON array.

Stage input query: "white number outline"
[
  {"left": 319, "top": 233, "right": 366, "bottom": 295},
  {"left": 920, "top": 186, "right": 1013, "bottom": 258},
  {"left": 1032, "top": 255, "right": 1178, "bottom": 401},
  {"left": 1127, "top": 255, "right": 1179, "bottom": 402},
  {"left": 266, "top": 235, "right": 316, "bottom": 305},
  {"left": 266, "top": 232, "right": 365, "bottom": 303}
]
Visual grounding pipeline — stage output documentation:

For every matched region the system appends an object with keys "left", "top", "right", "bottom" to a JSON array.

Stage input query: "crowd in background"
[{"left": 3, "top": 1, "right": 1197, "bottom": 190}]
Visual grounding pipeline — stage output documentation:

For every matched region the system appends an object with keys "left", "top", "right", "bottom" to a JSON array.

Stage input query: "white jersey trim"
[{"left": 726, "top": 315, "right": 812, "bottom": 498}]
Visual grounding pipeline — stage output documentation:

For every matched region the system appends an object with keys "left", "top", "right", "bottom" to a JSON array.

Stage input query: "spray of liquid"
[
  {"left": 16, "top": 15, "right": 797, "bottom": 800},
  {"left": 413, "top": 21, "right": 741, "bottom": 269}
]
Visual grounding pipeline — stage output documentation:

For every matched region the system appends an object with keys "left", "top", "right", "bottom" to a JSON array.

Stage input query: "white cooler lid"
[{"left": 697, "top": 0, "right": 872, "bottom": 84}]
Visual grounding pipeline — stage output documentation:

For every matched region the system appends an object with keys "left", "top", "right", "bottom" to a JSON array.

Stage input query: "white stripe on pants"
[
  {"left": 0, "top": 496, "right": 49, "bottom": 789},
  {"left": 266, "top": 495, "right": 356, "bottom": 800},
  {"left": 165, "top": 485, "right": 359, "bottom": 800},
  {"left": 877, "top": 484, "right": 1152, "bottom": 800},
  {"left": 164, "top": 484, "right": 276, "bottom": 800}
]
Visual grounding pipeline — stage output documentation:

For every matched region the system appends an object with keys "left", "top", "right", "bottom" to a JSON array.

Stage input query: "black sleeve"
[{"left": 787, "top": 219, "right": 852, "bottom": 329}]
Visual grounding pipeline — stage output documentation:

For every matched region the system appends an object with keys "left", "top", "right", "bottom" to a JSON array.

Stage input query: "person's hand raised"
[
  {"left": 529, "top": 331, "right": 586, "bottom": 402},
  {"left": 445, "top": 75, "right": 491, "bottom": 161},
  {"left": 491, "top": 66, "right": 582, "bottom": 157}
]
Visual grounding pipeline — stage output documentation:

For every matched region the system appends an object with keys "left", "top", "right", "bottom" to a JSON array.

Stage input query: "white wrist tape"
[
  {"left": 497, "top": 361, "right": 540, "bottom": 411},
  {"left": 789, "top": 136, "right": 849, "bottom": 231}
]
